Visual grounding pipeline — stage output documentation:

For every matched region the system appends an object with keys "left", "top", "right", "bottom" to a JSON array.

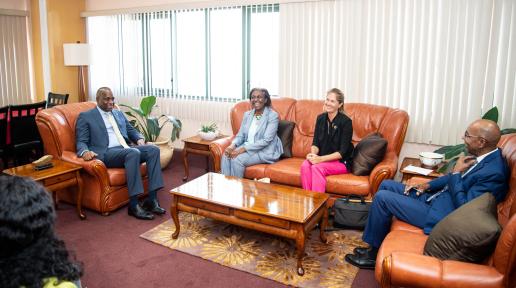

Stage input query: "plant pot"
[
  {"left": 149, "top": 138, "right": 174, "bottom": 169},
  {"left": 198, "top": 130, "right": 219, "bottom": 141}
]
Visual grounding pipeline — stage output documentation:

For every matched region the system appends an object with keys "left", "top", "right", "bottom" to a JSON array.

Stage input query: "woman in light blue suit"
[{"left": 221, "top": 88, "right": 283, "bottom": 178}]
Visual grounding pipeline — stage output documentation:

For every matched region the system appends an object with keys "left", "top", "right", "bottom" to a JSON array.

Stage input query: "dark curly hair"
[
  {"left": 0, "top": 175, "right": 82, "bottom": 288},
  {"left": 248, "top": 88, "right": 272, "bottom": 107}
]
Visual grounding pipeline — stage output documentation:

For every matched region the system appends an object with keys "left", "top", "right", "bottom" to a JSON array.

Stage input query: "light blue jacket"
[{"left": 232, "top": 106, "right": 283, "bottom": 163}]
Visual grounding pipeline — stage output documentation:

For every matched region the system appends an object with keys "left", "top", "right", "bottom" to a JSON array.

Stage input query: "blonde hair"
[{"left": 327, "top": 88, "right": 345, "bottom": 113}]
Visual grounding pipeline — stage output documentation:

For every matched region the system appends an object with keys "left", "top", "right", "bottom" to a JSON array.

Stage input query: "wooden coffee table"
[
  {"left": 170, "top": 172, "right": 329, "bottom": 276},
  {"left": 3, "top": 159, "right": 85, "bottom": 219}
]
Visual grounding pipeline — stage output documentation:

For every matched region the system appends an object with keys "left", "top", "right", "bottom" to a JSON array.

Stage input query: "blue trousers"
[
  {"left": 362, "top": 180, "right": 431, "bottom": 249},
  {"left": 102, "top": 145, "right": 164, "bottom": 198},
  {"left": 221, "top": 151, "right": 263, "bottom": 178}
]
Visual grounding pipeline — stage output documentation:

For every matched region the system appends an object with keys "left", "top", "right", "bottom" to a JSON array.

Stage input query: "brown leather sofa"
[
  {"left": 36, "top": 102, "right": 148, "bottom": 215},
  {"left": 376, "top": 133, "right": 516, "bottom": 288},
  {"left": 210, "top": 98, "right": 409, "bottom": 200}
]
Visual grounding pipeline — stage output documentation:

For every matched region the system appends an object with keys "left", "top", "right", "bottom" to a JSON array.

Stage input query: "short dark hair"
[
  {"left": 249, "top": 88, "right": 272, "bottom": 107},
  {"left": 0, "top": 176, "right": 82, "bottom": 288},
  {"left": 96, "top": 86, "right": 113, "bottom": 100}
]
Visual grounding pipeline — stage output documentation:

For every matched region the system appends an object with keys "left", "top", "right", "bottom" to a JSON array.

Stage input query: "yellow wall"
[
  {"left": 30, "top": 0, "right": 44, "bottom": 102},
  {"left": 31, "top": 0, "right": 87, "bottom": 103}
]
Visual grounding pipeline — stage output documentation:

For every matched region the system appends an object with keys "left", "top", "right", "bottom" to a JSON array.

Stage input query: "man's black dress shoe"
[
  {"left": 353, "top": 246, "right": 369, "bottom": 255},
  {"left": 128, "top": 204, "right": 154, "bottom": 220},
  {"left": 345, "top": 253, "right": 376, "bottom": 269},
  {"left": 142, "top": 199, "right": 166, "bottom": 215}
]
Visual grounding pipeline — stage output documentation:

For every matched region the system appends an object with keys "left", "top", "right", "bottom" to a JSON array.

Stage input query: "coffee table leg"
[
  {"left": 182, "top": 146, "right": 189, "bottom": 182},
  {"left": 296, "top": 227, "right": 306, "bottom": 276},
  {"left": 171, "top": 196, "right": 180, "bottom": 239},
  {"left": 319, "top": 206, "right": 328, "bottom": 243}
]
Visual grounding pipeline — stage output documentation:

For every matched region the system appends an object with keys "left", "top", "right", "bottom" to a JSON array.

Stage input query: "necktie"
[{"left": 107, "top": 113, "right": 129, "bottom": 148}]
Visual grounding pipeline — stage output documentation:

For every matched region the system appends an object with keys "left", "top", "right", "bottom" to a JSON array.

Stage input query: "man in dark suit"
[
  {"left": 76, "top": 87, "right": 165, "bottom": 220},
  {"left": 345, "top": 119, "right": 509, "bottom": 269}
]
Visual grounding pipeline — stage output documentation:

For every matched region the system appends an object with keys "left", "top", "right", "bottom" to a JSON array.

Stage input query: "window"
[{"left": 87, "top": 4, "right": 279, "bottom": 102}]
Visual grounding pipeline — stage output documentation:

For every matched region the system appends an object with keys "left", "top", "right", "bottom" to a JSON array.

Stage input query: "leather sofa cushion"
[
  {"left": 277, "top": 120, "right": 295, "bottom": 158},
  {"left": 265, "top": 158, "right": 304, "bottom": 187},
  {"left": 244, "top": 164, "right": 268, "bottom": 180},
  {"left": 352, "top": 132, "right": 387, "bottom": 176},
  {"left": 424, "top": 193, "right": 501, "bottom": 262}
]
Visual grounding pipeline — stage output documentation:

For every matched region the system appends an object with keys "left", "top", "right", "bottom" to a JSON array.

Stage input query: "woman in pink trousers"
[{"left": 300, "top": 88, "right": 354, "bottom": 193}]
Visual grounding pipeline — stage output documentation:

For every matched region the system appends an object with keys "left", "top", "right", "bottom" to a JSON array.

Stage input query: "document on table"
[{"left": 403, "top": 165, "right": 433, "bottom": 176}]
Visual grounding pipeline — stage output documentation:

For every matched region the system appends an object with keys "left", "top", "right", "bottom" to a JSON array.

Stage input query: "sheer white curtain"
[
  {"left": 279, "top": 0, "right": 515, "bottom": 145},
  {"left": 0, "top": 14, "right": 32, "bottom": 105},
  {"left": 87, "top": 15, "right": 143, "bottom": 105}
]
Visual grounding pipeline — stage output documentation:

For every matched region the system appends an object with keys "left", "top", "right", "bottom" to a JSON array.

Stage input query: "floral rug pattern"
[{"left": 140, "top": 213, "right": 364, "bottom": 287}]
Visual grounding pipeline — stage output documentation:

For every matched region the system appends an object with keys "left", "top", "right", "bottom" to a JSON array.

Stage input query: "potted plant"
[
  {"left": 198, "top": 122, "right": 219, "bottom": 141},
  {"left": 434, "top": 107, "right": 515, "bottom": 173},
  {"left": 121, "top": 96, "right": 182, "bottom": 169}
]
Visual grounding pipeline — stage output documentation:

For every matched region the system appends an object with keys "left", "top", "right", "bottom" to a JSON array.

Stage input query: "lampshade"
[{"left": 63, "top": 43, "right": 90, "bottom": 66}]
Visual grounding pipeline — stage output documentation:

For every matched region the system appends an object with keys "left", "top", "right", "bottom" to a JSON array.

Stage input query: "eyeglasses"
[{"left": 464, "top": 131, "right": 485, "bottom": 141}]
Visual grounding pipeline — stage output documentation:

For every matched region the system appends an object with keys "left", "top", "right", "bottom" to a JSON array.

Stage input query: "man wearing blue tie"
[
  {"left": 76, "top": 87, "right": 165, "bottom": 220},
  {"left": 346, "top": 119, "right": 509, "bottom": 269}
]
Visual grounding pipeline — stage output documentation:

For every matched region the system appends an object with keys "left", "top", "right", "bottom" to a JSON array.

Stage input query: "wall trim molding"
[{"left": 0, "top": 9, "right": 29, "bottom": 16}]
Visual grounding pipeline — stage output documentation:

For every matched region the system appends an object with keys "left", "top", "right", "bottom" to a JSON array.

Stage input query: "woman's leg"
[
  {"left": 300, "top": 160, "right": 313, "bottom": 190},
  {"left": 311, "top": 160, "right": 348, "bottom": 192},
  {"left": 221, "top": 154, "right": 232, "bottom": 176},
  {"left": 230, "top": 152, "right": 263, "bottom": 178}
]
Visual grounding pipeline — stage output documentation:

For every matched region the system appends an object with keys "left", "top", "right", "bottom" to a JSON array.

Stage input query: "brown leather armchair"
[
  {"left": 376, "top": 133, "right": 516, "bottom": 288},
  {"left": 210, "top": 98, "right": 409, "bottom": 201},
  {"left": 36, "top": 102, "right": 148, "bottom": 215}
]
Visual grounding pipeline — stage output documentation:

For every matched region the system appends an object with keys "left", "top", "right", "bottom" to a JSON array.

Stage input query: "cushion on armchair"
[
  {"left": 351, "top": 132, "right": 387, "bottom": 176},
  {"left": 424, "top": 192, "right": 501, "bottom": 262},
  {"left": 277, "top": 120, "right": 295, "bottom": 158}
]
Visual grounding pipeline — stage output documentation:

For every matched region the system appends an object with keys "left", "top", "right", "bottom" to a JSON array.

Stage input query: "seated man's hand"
[
  {"left": 82, "top": 151, "right": 98, "bottom": 161},
  {"left": 136, "top": 139, "right": 146, "bottom": 146},
  {"left": 404, "top": 179, "right": 430, "bottom": 196},
  {"left": 452, "top": 155, "right": 477, "bottom": 174}
]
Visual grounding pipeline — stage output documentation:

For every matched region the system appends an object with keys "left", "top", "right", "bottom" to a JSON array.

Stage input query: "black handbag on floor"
[{"left": 333, "top": 196, "right": 371, "bottom": 230}]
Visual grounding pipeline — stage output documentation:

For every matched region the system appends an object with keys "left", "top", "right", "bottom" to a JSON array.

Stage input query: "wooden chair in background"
[
  {"left": 9, "top": 101, "right": 46, "bottom": 165},
  {"left": 0, "top": 106, "right": 10, "bottom": 168},
  {"left": 46, "top": 92, "right": 69, "bottom": 108}
]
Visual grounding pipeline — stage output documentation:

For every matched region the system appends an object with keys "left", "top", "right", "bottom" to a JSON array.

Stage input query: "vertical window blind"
[
  {"left": 0, "top": 13, "right": 32, "bottom": 106},
  {"left": 279, "top": 0, "right": 515, "bottom": 145}
]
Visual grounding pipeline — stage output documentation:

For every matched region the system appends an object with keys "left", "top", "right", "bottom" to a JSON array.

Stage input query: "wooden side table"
[
  {"left": 182, "top": 134, "right": 227, "bottom": 181},
  {"left": 3, "top": 159, "right": 86, "bottom": 219},
  {"left": 400, "top": 157, "right": 443, "bottom": 183}
]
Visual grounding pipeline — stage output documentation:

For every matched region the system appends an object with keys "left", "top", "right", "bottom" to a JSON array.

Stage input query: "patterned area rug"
[{"left": 140, "top": 213, "right": 364, "bottom": 287}]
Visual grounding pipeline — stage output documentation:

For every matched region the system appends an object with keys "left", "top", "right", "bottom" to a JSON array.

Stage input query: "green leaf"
[
  {"left": 482, "top": 107, "right": 498, "bottom": 123},
  {"left": 434, "top": 145, "right": 455, "bottom": 154},
  {"left": 140, "top": 96, "right": 156, "bottom": 117},
  {"left": 146, "top": 117, "right": 160, "bottom": 142},
  {"left": 120, "top": 104, "right": 145, "bottom": 118},
  {"left": 501, "top": 128, "right": 516, "bottom": 135},
  {"left": 437, "top": 157, "right": 458, "bottom": 174}
]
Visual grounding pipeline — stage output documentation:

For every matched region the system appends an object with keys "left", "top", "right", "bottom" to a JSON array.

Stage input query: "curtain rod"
[{"left": 81, "top": 0, "right": 325, "bottom": 17}]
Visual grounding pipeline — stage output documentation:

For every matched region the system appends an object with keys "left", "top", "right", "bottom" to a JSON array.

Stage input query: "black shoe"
[
  {"left": 142, "top": 199, "right": 166, "bottom": 215},
  {"left": 345, "top": 253, "right": 376, "bottom": 269},
  {"left": 353, "top": 246, "right": 370, "bottom": 255},
  {"left": 128, "top": 204, "right": 154, "bottom": 220}
]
